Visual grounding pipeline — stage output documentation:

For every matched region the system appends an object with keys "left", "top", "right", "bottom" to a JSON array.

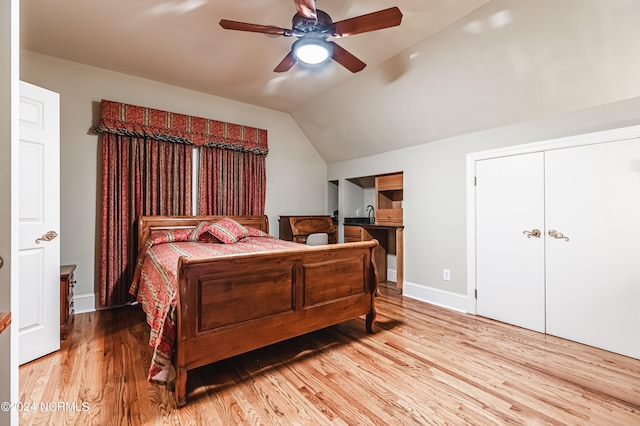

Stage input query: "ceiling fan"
[{"left": 219, "top": 0, "right": 402, "bottom": 73}]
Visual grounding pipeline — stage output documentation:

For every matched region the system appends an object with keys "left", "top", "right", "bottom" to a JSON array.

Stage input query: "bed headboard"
[{"left": 137, "top": 215, "right": 269, "bottom": 249}]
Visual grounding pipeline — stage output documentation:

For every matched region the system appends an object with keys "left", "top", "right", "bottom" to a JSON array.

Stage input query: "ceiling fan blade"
[
  {"left": 331, "top": 7, "right": 403, "bottom": 37},
  {"left": 329, "top": 42, "right": 366, "bottom": 73},
  {"left": 294, "top": 0, "right": 317, "bottom": 20},
  {"left": 274, "top": 50, "right": 297, "bottom": 73},
  {"left": 219, "top": 19, "right": 291, "bottom": 36}
]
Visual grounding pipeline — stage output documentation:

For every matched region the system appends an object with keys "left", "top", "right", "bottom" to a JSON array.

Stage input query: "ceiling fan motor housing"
[{"left": 292, "top": 9, "right": 333, "bottom": 35}]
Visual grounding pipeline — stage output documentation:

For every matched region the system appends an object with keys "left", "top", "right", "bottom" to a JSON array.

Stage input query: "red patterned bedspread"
[{"left": 130, "top": 229, "right": 307, "bottom": 384}]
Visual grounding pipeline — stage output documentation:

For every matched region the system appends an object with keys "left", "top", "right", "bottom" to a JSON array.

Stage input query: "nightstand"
[{"left": 60, "top": 264, "right": 76, "bottom": 340}]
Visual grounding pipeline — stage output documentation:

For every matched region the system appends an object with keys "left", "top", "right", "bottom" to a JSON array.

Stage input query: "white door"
[
  {"left": 18, "top": 81, "right": 60, "bottom": 365},
  {"left": 476, "top": 153, "right": 546, "bottom": 333},
  {"left": 545, "top": 139, "right": 640, "bottom": 359}
]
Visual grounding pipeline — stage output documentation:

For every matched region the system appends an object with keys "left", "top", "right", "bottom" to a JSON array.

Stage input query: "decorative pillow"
[
  {"left": 189, "top": 221, "right": 211, "bottom": 241},
  {"left": 246, "top": 227, "right": 273, "bottom": 238},
  {"left": 189, "top": 221, "right": 222, "bottom": 243},
  {"left": 206, "top": 218, "right": 249, "bottom": 244},
  {"left": 149, "top": 228, "right": 192, "bottom": 244}
]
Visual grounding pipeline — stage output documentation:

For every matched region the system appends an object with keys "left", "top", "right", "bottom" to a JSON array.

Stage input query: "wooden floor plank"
[{"left": 19, "top": 284, "right": 640, "bottom": 425}]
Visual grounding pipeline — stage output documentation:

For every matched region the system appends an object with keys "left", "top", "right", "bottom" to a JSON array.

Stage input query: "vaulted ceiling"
[
  {"left": 21, "top": 0, "right": 491, "bottom": 161},
  {"left": 22, "top": 1, "right": 637, "bottom": 163}
]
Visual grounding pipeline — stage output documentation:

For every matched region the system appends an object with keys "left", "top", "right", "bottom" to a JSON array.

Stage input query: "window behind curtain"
[{"left": 198, "top": 146, "right": 266, "bottom": 215}]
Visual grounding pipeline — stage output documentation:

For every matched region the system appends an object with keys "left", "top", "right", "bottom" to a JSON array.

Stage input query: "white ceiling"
[
  {"left": 20, "top": 1, "right": 640, "bottom": 164},
  {"left": 20, "top": 0, "right": 487, "bottom": 113}
]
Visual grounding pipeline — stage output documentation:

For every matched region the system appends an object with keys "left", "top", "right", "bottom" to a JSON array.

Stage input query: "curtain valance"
[{"left": 94, "top": 99, "right": 269, "bottom": 154}]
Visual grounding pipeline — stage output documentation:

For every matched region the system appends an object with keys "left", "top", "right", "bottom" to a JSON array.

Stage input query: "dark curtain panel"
[
  {"left": 99, "top": 133, "right": 192, "bottom": 307},
  {"left": 198, "top": 146, "right": 266, "bottom": 215}
]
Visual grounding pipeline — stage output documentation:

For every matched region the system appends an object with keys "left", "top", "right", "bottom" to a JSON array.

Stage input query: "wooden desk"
[
  {"left": 345, "top": 224, "right": 404, "bottom": 288},
  {"left": 279, "top": 215, "right": 337, "bottom": 244}
]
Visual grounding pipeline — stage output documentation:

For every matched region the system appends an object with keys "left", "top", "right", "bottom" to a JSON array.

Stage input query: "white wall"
[
  {"left": 329, "top": 96, "right": 640, "bottom": 311},
  {"left": 344, "top": 180, "right": 365, "bottom": 218},
  {"left": 20, "top": 51, "right": 327, "bottom": 311},
  {"left": 327, "top": 181, "right": 338, "bottom": 217}
]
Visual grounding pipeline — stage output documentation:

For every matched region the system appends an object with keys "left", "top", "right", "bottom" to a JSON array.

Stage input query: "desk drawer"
[{"left": 376, "top": 209, "right": 403, "bottom": 225}]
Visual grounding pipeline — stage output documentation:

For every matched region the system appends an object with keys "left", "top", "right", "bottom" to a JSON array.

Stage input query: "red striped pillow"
[
  {"left": 206, "top": 218, "right": 249, "bottom": 244},
  {"left": 190, "top": 221, "right": 211, "bottom": 241}
]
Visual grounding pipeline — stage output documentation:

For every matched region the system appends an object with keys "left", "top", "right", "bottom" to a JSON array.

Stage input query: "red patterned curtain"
[
  {"left": 94, "top": 100, "right": 268, "bottom": 308},
  {"left": 198, "top": 147, "right": 266, "bottom": 215},
  {"left": 98, "top": 134, "right": 192, "bottom": 307}
]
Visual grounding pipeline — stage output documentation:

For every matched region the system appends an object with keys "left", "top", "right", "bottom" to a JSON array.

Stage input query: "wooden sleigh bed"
[{"left": 133, "top": 215, "right": 379, "bottom": 407}]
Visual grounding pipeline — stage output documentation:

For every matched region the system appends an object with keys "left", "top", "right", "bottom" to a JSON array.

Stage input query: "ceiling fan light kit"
[
  {"left": 219, "top": 2, "right": 402, "bottom": 73},
  {"left": 293, "top": 37, "right": 333, "bottom": 65}
]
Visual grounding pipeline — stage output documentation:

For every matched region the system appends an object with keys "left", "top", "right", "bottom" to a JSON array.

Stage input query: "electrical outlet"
[{"left": 443, "top": 269, "right": 451, "bottom": 281}]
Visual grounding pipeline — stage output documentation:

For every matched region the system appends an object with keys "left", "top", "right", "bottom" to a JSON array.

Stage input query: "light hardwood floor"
[{"left": 19, "top": 284, "right": 640, "bottom": 425}]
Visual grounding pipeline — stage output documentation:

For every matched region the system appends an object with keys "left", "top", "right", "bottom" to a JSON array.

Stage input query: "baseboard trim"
[
  {"left": 74, "top": 293, "right": 96, "bottom": 314},
  {"left": 403, "top": 281, "right": 468, "bottom": 313}
]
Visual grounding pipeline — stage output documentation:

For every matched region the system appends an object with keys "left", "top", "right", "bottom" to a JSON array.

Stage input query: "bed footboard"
[{"left": 174, "top": 240, "right": 378, "bottom": 407}]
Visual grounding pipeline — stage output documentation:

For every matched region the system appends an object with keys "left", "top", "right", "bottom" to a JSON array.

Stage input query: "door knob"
[
  {"left": 548, "top": 229, "right": 569, "bottom": 241},
  {"left": 35, "top": 230, "right": 58, "bottom": 244},
  {"left": 523, "top": 229, "right": 541, "bottom": 238},
  {"left": 0, "top": 256, "right": 3, "bottom": 269}
]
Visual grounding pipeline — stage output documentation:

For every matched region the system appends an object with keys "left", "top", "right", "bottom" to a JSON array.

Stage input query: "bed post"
[
  {"left": 175, "top": 304, "right": 188, "bottom": 407},
  {"left": 175, "top": 368, "right": 187, "bottom": 407},
  {"left": 366, "top": 243, "right": 379, "bottom": 333},
  {"left": 175, "top": 258, "right": 188, "bottom": 407}
]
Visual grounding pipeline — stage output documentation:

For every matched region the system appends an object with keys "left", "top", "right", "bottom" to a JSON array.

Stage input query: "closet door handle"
[
  {"left": 523, "top": 229, "right": 541, "bottom": 238},
  {"left": 548, "top": 229, "right": 569, "bottom": 241}
]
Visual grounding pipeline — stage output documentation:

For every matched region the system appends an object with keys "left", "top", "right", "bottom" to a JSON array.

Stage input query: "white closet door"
[
  {"left": 545, "top": 138, "right": 640, "bottom": 359},
  {"left": 476, "top": 153, "right": 546, "bottom": 332}
]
